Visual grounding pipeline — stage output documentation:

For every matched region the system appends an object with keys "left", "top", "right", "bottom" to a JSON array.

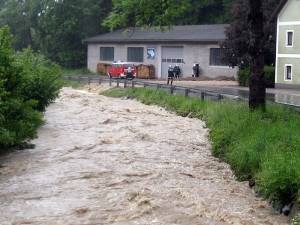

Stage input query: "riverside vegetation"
[
  {"left": 102, "top": 87, "right": 300, "bottom": 216},
  {"left": 0, "top": 26, "right": 62, "bottom": 154}
]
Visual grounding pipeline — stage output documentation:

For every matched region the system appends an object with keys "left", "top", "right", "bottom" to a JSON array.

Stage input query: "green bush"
[
  {"left": 0, "top": 26, "right": 43, "bottom": 150},
  {"left": 237, "top": 66, "right": 275, "bottom": 88},
  {"left": 264, "top": 66, "right": 275, "bottom": 88},
  {"left": 15, "top": 48, "right": 63, "bottom": 112},
  {"left": 291, "top": 213, "right": 300, "bottom": 225},
  {"left": 0, "top": 26, "right": 62, "bottom": 152},
  {"left": 237, "top": 68, "right": 250, "bottom": 87}
]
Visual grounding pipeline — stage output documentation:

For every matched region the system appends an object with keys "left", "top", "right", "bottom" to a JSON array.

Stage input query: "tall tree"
[
  {"left": 103, "top": 0, "right": 190, "bottom": 32},
  {"left": 0, "top": 0, "right": 38, "bottom": 51},
  {"left": 220, "top": 0, "right": 280, "bottom": 69},
  {"left": 0, "top": 0, "right": 113, "bottom": 68},
  {"left": 33, "top": 0, "right": 113, "bottom": 68},
  {"left": 247, "top": 0, "right": 265, "bottom": 110},
  {"left": 104, "top": 0, "right": 241, "bottom": 31},
  {"left": 174, "top": 0, "right": 242, "bottom": 25}
]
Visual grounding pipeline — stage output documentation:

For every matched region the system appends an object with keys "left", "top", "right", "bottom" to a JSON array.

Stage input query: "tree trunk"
[{"left": 247, "top": 0, "right": 266, "bottom": 110}]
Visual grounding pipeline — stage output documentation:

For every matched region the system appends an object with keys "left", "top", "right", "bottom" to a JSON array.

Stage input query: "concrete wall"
[
  {"left": 183, "top": 43, "right": 237, "bottom": 78},
  {"left": 87, "top": 42, "right": 237, "bottom": 79}
]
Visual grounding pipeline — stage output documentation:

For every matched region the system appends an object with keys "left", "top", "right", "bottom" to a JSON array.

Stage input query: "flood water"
[{"left": 0, "top": 85, "right": 288, "bottom": 224}]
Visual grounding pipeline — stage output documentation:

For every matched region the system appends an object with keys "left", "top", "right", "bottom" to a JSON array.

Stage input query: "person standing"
[
  {"left": 167, "top": 65, "right": 174, "bottom": 85},
  {"left": 126, "top": 67, "right": 133, "bottom": 80},
  {"left": 174, "top": 64, "right": 181, "bottom": 80},
  {"left": 193, "top": 64, "right": 199, "bottom": 77}
]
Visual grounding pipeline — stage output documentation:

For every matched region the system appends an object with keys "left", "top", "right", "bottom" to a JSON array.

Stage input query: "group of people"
[{"left": 167, "top": 64, "right": 181, "bottom": 85}]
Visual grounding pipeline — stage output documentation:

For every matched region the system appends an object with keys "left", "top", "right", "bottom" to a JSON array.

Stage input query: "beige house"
[
  {"left": 270, "top": 0, "right": 300, "bottom": 88},
  {"left": 82, "top": 25, "right": 237, "bottom": 79}
]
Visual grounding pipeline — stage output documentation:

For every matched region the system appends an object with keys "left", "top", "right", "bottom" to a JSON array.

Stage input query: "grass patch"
[
  {"left": 61, "top": 79, "right": 87, "bottom": 89},
  {"left": 102, "top": 87, "right": 300, "bottom": 205},
  {"left": 61, "top": 67, "right": 98, "bottom": 76}
]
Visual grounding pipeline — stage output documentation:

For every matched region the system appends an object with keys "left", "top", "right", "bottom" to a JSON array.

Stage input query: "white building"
[{"left": 82, "top": 25, "right": 237, "bottom": 79}]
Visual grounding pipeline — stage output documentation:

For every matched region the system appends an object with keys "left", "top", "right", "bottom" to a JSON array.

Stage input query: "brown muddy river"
[{"left": 0, "top": 85, "right": 288, "bottom": 225}]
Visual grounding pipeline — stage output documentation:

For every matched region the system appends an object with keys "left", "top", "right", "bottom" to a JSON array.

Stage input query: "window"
[
  {"left": 210, "top": 48, "right": 227, "bottom": 66},
  {"left": 112, "top": 64, "right": 121, "bottom": 69},
  {"left": 285, "top": 65, "right": 292, "bottom": 80},
  {"left": 162, "top": 58, "right": 183, "bottom": 63},
  {"left": 286, "top": 31, "right": 293, "bottom": 47},
  {"left": 127, "top": 47, "right": 144, "bottom": 62},
  {"left": 100, "top": 47, "right": 114, "bottom": 61}
]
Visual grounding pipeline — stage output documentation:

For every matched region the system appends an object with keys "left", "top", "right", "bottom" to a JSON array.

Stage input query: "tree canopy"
[
  {"left": 0, "top": 0, "right": 112, "bottom": 68},
  {"left": 220, "top": 0, "right": 280, "bottom": 69},
  {"left": 0, "top": 0, "right": 279, "bottom": 74},
  {"left": 103, "top": 0, "right": 242, "bottom": 31}
]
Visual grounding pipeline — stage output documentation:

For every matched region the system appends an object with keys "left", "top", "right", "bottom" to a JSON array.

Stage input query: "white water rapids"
[{"left": 0, "top": 85, "right": 288, "bottom": 224}]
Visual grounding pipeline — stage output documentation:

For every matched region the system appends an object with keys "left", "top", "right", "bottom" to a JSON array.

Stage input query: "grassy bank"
[
  {"left": 62, "top": 79, "right": 87, "bottom": 89},
  {"left": 102, "top": 87, "right": 300, "bottom": 207},
  {"left": 61, "top": 68, "right": 97, "bottom": 76}
]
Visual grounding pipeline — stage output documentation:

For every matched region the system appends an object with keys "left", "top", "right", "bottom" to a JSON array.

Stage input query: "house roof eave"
[
  {"left": 82, "top": 39, "right": 223, "bottom": 45},
  {"left": 268, "top": 0, "right": 289, "bottom": 24}
]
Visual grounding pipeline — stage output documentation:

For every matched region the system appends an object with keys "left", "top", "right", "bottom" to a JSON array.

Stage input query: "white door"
[{"left": 161, "top": 46, "right": 184, "bottom": 79}]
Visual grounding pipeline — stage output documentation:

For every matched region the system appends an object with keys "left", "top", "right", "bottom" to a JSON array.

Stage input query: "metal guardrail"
[
  {"left": 63, "top": 75, "right": 245, "bottom": 102},
  {"left": 63, "top": 75, "right": 300, "bottom": 112}
]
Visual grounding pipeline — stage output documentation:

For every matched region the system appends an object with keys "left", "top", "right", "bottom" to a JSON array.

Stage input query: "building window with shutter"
[
  {"left": 210, "top": 48, "right": 228, "bottom": 66},
  {"left": 100, "top": 47, "right": 114, "bottom": 61},
  {"left": 286, "top": 31, "right": 294, "bottom": 47},
  {"left": 285, "top": 65, "right": 292, "bottom": 81},
  {"left": 127, "top": 47, "right": 144, "bottom": 62}
]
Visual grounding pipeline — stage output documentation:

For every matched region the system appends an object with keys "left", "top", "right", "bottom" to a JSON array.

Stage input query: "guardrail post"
[
  {"left": 124, "top": 80, "right": 127, "bottom": 88},
  {"left": 109, "top": 78, "right": 112, "bottom": 86},
  {"left": 170, "top": 86, "right": 174, "bottom": 95},
  {"left": 218, "top": 94, "right": 223, "bottom": 101},
  {"left": 132, "top": 81, "right": 135, "bottom": 88},
  {"left": 185, "top": 88, "right": 190, "bottom": 98},
  {"left": 157, "top": 84, "right": 160, "bottom": 90},
  {"left": 68, "top": 75, "right": 71, "bottom": 80},
  {"left": 144, "top": 83, "right": 147, "bottom": 88},
  {"left": 201, "top": 91, "right": 205, "bottom": 101},
  {"left": 88, "top": 77, "right": 91, "bottom": 85},
  {"left": 99, "top": 77, "right": 102, "bottom": 84},
  {"left": 78, "top": 76, "right": 82, "bottom": 83},
  {"left": 117, "top": 79, "right": 119, "bottom": 87}
]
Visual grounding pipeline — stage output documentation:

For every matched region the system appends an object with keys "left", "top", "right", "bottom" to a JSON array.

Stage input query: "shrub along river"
[{"left": 0, "top": 85, "right": 288, "bottom": 224}]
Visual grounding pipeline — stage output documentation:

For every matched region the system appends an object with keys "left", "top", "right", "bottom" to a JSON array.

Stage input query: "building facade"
[
  {"left": 83, "top": 25, "right": 237, "bottom": 79},
  {"left": 271, "top": 0, "right": 300, "bottom": 88}
]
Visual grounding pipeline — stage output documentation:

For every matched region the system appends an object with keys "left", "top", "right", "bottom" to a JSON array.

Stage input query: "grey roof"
[{"left": 82, "top": 24, "right": 228, "bottom": 44}]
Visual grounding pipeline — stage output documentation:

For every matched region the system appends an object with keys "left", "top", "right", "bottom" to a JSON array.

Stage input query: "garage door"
[{"left": 161, "top": 46, "right": 184, "bottom": 79}]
